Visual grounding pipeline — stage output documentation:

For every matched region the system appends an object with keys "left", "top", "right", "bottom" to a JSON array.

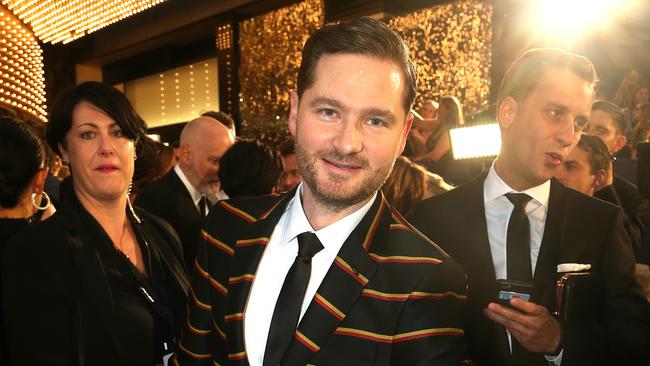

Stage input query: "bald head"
[{"left": 178, "top": 117, "right": 235, "bottom": 194}]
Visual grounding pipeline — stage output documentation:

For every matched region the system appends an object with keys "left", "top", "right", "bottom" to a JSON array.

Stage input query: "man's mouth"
[{"left": 323, "top": 158, "right": 362, "bottom": 170}]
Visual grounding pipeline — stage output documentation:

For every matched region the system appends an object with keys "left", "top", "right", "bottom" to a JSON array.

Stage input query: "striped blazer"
[{"left": 174, "top": 190, "right": 471, "bottom": 365}]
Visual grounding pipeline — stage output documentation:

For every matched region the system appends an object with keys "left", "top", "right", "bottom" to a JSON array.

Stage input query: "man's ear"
[
  {"left": 593, "top": 168, "right": 608, "bottom": 191},
  {"left": 179, "top": 144, "right": 192, "bottom": 165},
  {"left": 612, "top": 134, "right": 627, "bottom": 154},
  {"left": 398, "top": 112, "right": 414, "bottom": 155},
  {"left": 497, "top": 97, "right": 518, "bottom": 130},
  {"left": 288, "top": 90, "right": 299, "bottom": 137}
]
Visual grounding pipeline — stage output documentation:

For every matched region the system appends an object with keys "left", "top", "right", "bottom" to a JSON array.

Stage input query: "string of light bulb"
[
  {"left": 0, "top": 7, "right": 46, "bottom": 121},
  {"left": 2, "top": 0, "right": 167, "bottom": 44}
]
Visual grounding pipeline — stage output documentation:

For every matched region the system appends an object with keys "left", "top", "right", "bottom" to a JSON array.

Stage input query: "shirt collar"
[
  {"left": 484, "top": 160, "right": 550, "bottom": 208},
  {"left": 280, "top": 183, "right": 376, "bottom": 256},
  {"left": 174, "top": 164, "right": 202, "bottom": 205}
]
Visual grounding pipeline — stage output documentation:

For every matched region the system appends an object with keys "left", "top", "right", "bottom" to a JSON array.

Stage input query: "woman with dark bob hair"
[{"left": 2, "top": 82, "right": 188, "bottom": 365}]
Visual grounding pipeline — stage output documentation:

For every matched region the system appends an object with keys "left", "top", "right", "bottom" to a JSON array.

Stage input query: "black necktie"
[
  {"left": 263, "top": 232, "right": 323, "bottom": 366},
  {"left": 505, "top": 193, "right": 533, "bottom": 362},
  {"left": 198, "top": 195, "right": 208, "bottom": 217},
  {"left": 505, "top": 193, "right": 533, "bottom": 281}
]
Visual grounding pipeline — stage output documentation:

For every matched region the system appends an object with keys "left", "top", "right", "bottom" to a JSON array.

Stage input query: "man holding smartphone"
[{"left": 413, "top": 48, "right": 649, "bottom": 365}]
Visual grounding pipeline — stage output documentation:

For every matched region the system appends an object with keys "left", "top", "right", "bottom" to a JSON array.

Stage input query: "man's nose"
[{"left": 332, "top": 120, "right": 363, "bottom": 155}]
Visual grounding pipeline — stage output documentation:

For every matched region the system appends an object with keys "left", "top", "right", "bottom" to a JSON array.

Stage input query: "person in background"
[
  {"left": 404, "top": 99, "right": 439, "bottom": 158},
  {"left": 135, "top": 116, "right": 235, "bottom": 266},
  {"left": 554, "top": 134, "right": 610, "bottom": 196},
  {"left": 413, "top": 48, "right": 649, "bottom": 366},
  {"left": 382, "top": 156, "right": 452, "bottom": 220},
  {"left": 277, "top": 138, "right": 303, "bottom": 192},
  {"left": 586, "top": 100, "right": 645, "bottom": 252},
  {"left": 630, "top": 101, "right": 650, "bottom": 157},
  {"left": 414, "top": 96, "right": 465, "bottom": 182},
  {"left": 0, "top": 117, "right": 55, "bottom": 365},
  {"left": 2, "top": 81, "right": 188, "bottom": 366},
  {"left": 201, "top": 110, "right": 236, "bottom": 140},
  {"left": 218, "top": 139, "right": 282, "bottom": 197},
  {"left": 0, "top": 117, "right": 54, "bottom": 246},
  {"left": 131, "top": 137, "right": 176, "bottom": 201}
]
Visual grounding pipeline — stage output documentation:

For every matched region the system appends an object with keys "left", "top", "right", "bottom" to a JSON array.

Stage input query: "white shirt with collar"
[
  {"left": 483, "top": 161, "right": 550, "bottom": 279},
  {"left": 244, "top": 183, "right": 376, "bottom": 366},
  {"left": 174, "top": 164, "right": 207, "bottom": 215},
  {"left": 483, "top": 161, "right": 562, "bottom": 364}
]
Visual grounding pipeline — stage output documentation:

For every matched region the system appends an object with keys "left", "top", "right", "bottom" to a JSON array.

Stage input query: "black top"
[
  {"left": 2, "top": 178, "right": 188, "bottom": 366},
  {"left": 0, "top": 217, "right": 31, "bottom": 254},
  {"left": 0, "top": 217, "right": 31, "bottom": 365}
]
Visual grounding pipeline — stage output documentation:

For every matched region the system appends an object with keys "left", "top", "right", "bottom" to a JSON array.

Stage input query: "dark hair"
[
  {"left": 498, "top": 48, "right": 597, "bottom": 108},
  {"left": 0, "top": 117, "right": 45, "bottom": 208},
  {"left": 277, "top": 138, "right": 295, "bottom": 157},
  {"left": 576, "top": 134, "right": 611, "bottom": 175},
  {"left": 297, "top": 17, "right": 417, "bottom": 112},
  {"left": 218, "top": 139, "right": 282, "bottom": 197},
  {"left": 46, "top": 81, "right": 147, "bottom": 155},
  {"left": 132, "top": 137, "right": 175, "bottom": 196},
  {"left": 201, "top": 110, "right": 235, "bottom": 130},
  {"left": 439, "top": 96, "right": 464, "bottom": 127},
  {"left": 382, "top": 156, "right": 428, "bottom": 218},
  {"left": 592, "top": 99, "right": 626, "bottom": 135}
]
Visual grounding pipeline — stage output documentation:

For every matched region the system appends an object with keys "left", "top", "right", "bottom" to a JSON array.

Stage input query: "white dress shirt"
[
  {"left": 483, "top": 162, "right": 562, "bottom": 364},
  {"left": 174, "top": 164, "right": 208, "bottom": 215},
  {"left": 483, "top": 162, "right": 550, "bottom": 279},
  {"left": 244, "top": 183, "right": 376, "bottom": 366}
]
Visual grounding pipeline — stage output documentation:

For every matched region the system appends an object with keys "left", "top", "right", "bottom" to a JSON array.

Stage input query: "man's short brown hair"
[
  {"left": 592, "top": 99, "right": 626, "bottom": 135},
  {"left": 577, "top": 133, "right": 612, "bottom": 175},
  {"left": 297, "top": 17, "right": 417, "bottom": 113},
  {"left": 497, "top": 48, "right": 597, "bottom": 108}
]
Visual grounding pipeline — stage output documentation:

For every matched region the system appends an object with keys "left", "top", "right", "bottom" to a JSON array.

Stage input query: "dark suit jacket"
[
  {"left": 136, "top": 169, "right": 203, "bottom": 266},
  {"left": 174, "top": 191, "right": 471, "bottom": 365},
  {"left": 594, "top": 175, "right": 646, "bottom": 254},
  {"left": 413, "top": 177, "right": 650, "bottom": 366},
  {"left": 2, "top": 179, "right": 189, "bottom": 366}
]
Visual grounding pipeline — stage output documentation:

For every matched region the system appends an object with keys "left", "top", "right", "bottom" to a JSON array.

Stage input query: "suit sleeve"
[
  {"left": 562, "top": 207, "right": 650, "bottom": 365},
  {"left": 173, "top": 215, "right": 229, "bottom": 366},
  {"left": 2, "top": 233, "right": 76, "bottom": 366},
  {"left": 390, "top": 259, "right": 472, "bottom": 365}
]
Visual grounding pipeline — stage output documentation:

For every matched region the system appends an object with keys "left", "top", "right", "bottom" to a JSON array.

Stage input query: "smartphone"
[{"left": 496, "top": 279, "right": 534, "bottom": 310}]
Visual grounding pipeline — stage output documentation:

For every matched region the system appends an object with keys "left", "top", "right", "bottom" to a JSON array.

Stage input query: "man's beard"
[{"left": 295, "top": 141, "right": 395, "bottom": 211}]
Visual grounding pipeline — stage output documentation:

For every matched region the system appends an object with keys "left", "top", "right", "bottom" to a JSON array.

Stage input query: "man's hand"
[{"left": 484, "top": 297, "right": 561, "bottom": 354}]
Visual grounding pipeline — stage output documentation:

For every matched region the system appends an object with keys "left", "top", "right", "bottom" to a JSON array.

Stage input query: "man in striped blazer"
[{"left": 174, "top": 17, "right": 470, "bottom": 366}]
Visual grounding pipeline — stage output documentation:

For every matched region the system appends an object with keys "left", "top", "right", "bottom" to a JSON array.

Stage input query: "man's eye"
[
  {"left": 319, "top": 108, "right": 337, "bottom": 118},
  {"left": 367, "top": 118, "right": 384, "bottom": 127},
  {"left": 548, "top": 109, "right": 563, "bottom": 118}
]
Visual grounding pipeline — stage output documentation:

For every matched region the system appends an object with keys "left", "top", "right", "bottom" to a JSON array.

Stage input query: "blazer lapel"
[
  {"left": 533, "top": 179, "right": 566, "bottom": 309},
  {"left": 280, "top": 195, "right": 384, "bottom": 365},
  {"left": 223, "top": 192, "right": 295, "bottom": 364},
  {"left": 57, "top": 212, "right": 125, "bottom": 364},
  {"left": 458, "top": 177, "right": 512, "bottom": 362}
]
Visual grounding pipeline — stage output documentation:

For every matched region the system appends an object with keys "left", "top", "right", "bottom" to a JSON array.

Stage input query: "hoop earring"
[
  {"left": 31, "top": 191, "right": 51, "bottom": 211},
  {"left": 126, "top": 181, "right": 141, "bottom": 224}
]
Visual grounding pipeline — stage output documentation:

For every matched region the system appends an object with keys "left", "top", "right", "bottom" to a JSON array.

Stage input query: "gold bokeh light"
[
  {"left": 1, "top": 0, "right": 167, "bottom": 44},
  {"left": 0, "top": 5, "right": 46, "bottom": 121}
]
